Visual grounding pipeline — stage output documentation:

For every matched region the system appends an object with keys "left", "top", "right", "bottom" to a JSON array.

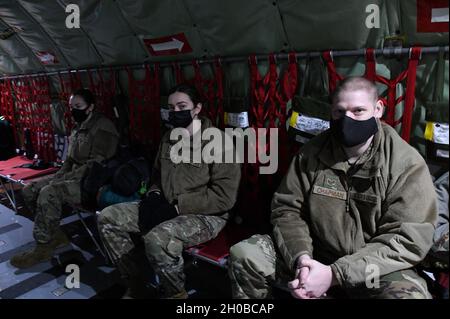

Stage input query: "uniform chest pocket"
[{"left": 348, "top": 177, "right": 382, "bottom": 236}]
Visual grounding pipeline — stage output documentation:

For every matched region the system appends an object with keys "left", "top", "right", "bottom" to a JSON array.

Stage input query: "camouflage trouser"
[
  {"left": 22, "top": 176, "right": 81, "bottom": 243},
  {"left": 229, "top": 234, "right": 432, "bottom": 299},
  {"left": 97, "top": 201, "right": 227, "bottom": 296}
]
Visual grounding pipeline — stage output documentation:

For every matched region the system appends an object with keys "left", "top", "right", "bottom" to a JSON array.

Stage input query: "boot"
[
  {"left": 164, "top": 289, "right": 189, "bottom": 299},
  {"left": 117, "top": 253, "right": 152, "bottom": 299},
  {"left": 10, "top": 230, "right": 70, "bottom": 269}
]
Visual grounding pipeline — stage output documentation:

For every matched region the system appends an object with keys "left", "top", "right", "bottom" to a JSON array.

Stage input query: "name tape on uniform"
[{"left": 313, "top": 185, "right": 347, "bottom": 200}]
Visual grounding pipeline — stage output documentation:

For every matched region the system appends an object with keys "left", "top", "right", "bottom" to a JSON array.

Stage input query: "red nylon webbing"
[
  {"left": 401, "top": 47, "right": 421, "bottom": 142},
  {"left": 323, "top": 51, "right": 344, "bottom": 93},
  {"left": 0, "top": 79, "right": 17, "bottom": 144},
  {"left": 276, "top": 52, "right": 299, "bottom": 176},
  {"left": 29, "top": 76, "right": 55, "bottom": 162},
  {"left": 58, "top": 71, "right": 82, "bottom": 133},
  {"left": 127, "top": 65, "right": 161, "bottom": 152},
  {"left": 191, "top": 58, "right": 225, "bottom": 129},
  {"left": 365, "top": 47, "right": 422, "bottom": 141},
  {"left": 88, "top": 68, "right": 116, "bottom": 120}
]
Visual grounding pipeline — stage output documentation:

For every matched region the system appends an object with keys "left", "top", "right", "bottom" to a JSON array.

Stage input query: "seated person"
[
  {"left": 11, "top": 88, "right": 119, "bottom": 269},
  {"left": 422, "top": 171, "right": 449, "bottom": 298},
  {"left": 228, "top": 76, "right": 437, "bottom": 299},
  {"left": 97, "top": 83, "right": 241, "bottom": 299}
]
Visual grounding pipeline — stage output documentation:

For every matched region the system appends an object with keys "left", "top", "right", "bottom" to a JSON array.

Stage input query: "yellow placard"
[
  {"left": 424, "top": 122, "right": 434, "bottom": 142},
  {"left": 290, "top": 111, "right": 299, "bottom": 128}
]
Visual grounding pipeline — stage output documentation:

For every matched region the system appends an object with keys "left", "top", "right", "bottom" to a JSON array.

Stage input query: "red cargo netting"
[
  {"left": 365, "top": 47, "right": 422, "bottom": 142},
  {"left": 29, "top": 76, "right": 56, "bottom": 162},
  {"left": 58, "top": 71, "right": 82, "bottom": 133},
  {"left": 88, "top": 68, "right": 117, "bottom": 120},
  {"left": 12, "top": 78, "right": 36, "bottom": 154},
  {"left": 172, "top": 59, "right": 225, "bottom": 129},
  {"left": 0, "top": 79, "right": 17, "bottom": 144},
  {"left": 324, "top": 48, "right": 422, "bottom": 143},
  {"left": 192, "top": 58, "right": 225, "bottom": 129},
  {"left": 127, "top": 64, "right": 161, "bottom": 152},
  {"left": 11, "top": 77, "right": 55, "bottom": 162}
]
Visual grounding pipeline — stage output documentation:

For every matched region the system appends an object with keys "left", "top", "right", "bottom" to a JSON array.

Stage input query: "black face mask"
[
  {"left": 71, "top": 108, "right": 90, "bottom": 124},
  {"left": 331, "top": 115, "right": 378, "bottom": 147},
  {"left": 169, "top": 110, "right": 193, "bottom": 128}
]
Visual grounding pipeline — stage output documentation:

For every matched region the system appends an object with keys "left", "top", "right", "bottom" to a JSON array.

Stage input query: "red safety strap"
[
  {"left": 276, "top": 52, "right": 299, "bottom": 176},
  {"left": 249, "top": 54, "right": 279, "bottom": 129},
  {"left": 364, "top": 48, "right": 377, "bottom": 82},
  {"left": 214, "top": 58, "right": 225, "bottom": 130},
  {"left": 173, "top": 62, "right": 185, "bottom": 85},
  {"left": 88, "top": 67, "right": 117, "bottom": 120},
  {"left": 190, "top": 58, "right": 225, "bottom": 129},
  {"left": 365, "top": 47, "right": 422, "bottom": 142},
  {"left": 401, "top": 47, "right": 421, "bottom": 142},
  {"left": 13, "top": 78, "right": 37, "bottom": 157},
  {"left": 58, "top": 71, "right": 82, "bottom": 133},
  {"left": 127, "top": 64, "right": 161, "bottom": 152},
  {"left": 29, "top": 76, "right": 55, "bottom": 162},
  {"left": 127, "top": 67, "right": 143, "bottom": 143},
  {"left": 247, "top": 54, "right": 283, "bottom": 225},
  {"left": 323, "top": 51, "right": 344, "bottom": 93}
]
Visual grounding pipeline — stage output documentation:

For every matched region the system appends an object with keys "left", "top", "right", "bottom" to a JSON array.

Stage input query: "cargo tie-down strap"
[
  {"left": 58, "top": 71, "right": 83, "bottom": 133},
  {"left": 28, "top": 76, "right": 56, "bottom": 162},
  {"left": 243, "top": 53, "right": 299, "bottom": 229},
  {"left": 12, "top": 78, "right": 37, "bottom": 157},
  {"left": 172, "top": 59, "right": 225, "bottom": 129},
  {"left": 10, "top": 77, "right": 55, "bottom": 162},
  {"left": 323, "top": 47, "right": 422, "bottom": 143},
  {"left": 127, "top": 64, "right": 161, "bottom": 152},
  {"left": 192, "top": 58, "right": 225, "bottom": 129},
  {"left": 88, "top": 68, "right": 117, "bottom": 120},
  {"left": 366, "top": 47, "right": 422, "bottom": 142}
]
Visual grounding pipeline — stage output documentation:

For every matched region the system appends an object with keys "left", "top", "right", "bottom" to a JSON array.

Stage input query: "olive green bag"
[
  {"left": 288, "top": 57, "right": 332, "bottom": 145},
  {"left": 424, "top": 48, "right": 449, "bottom": 164}
]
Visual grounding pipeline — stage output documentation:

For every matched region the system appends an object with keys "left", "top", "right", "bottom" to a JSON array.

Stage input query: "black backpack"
[
  {"left": 111, "top": 158, "right": 150, "bottom": 197},
  {"left": 81, "top": 145, "right": 150, "bottom": 206}
]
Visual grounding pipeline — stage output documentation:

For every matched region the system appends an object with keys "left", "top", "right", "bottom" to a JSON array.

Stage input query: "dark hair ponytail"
[{"left": 168, "top": 83, "right": 201, "bottom": 106}]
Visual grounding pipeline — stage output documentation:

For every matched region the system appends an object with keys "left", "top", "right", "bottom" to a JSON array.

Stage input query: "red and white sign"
[
  {"left": 143, "top": 33, "right": 193, "bottom": 56},
  {"left": 417, "top": 0, "right": 449, "bottom": 33},
  {"left": 35, "top": 51, "right": 59, "bottom": 65}
]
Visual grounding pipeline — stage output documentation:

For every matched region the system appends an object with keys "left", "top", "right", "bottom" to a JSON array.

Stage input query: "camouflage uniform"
[
  {"left": 98, "top": 117, "right": 241, "bottom": 297},
  {"left": 98, "top": 202, "right": 227, "bottom": 296},
  {"left": 230, "top": 121, "right": 437, "bottom": 299},
  {"left": 22, "top": 112, "right": 119, "bottom": 243},
  {"left": 229, "top": 234, "right": 431, "bottom": 299}
]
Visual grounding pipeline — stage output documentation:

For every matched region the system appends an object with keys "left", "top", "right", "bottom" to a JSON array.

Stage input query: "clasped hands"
[{"left": 287, "top": 254, "right": 337, "bottom": 299}]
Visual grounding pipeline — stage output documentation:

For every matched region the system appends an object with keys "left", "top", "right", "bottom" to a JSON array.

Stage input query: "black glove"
[{"left": 138, "top": 192, "right": 178, "bottom": 235}]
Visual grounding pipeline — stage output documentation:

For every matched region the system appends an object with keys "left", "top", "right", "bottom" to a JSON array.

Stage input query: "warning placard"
[
  {"left": 417, "top": 0, "right": 449, "bottom": 33},
  {"left": 143, "top": 33, "right": 193, "bottom": 56}
]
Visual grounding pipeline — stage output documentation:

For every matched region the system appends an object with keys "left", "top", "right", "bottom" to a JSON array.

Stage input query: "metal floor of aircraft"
[
  {"left": 0, "top": 201, "right": 122, "bottom": 299},
  {"left": 0, "top": 198, "right": 233, "bottom": 299}
]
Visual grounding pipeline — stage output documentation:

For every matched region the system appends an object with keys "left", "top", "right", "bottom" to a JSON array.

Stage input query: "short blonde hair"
[{"left": 331, "top": 76, "right": 378, "bottom": 105}]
